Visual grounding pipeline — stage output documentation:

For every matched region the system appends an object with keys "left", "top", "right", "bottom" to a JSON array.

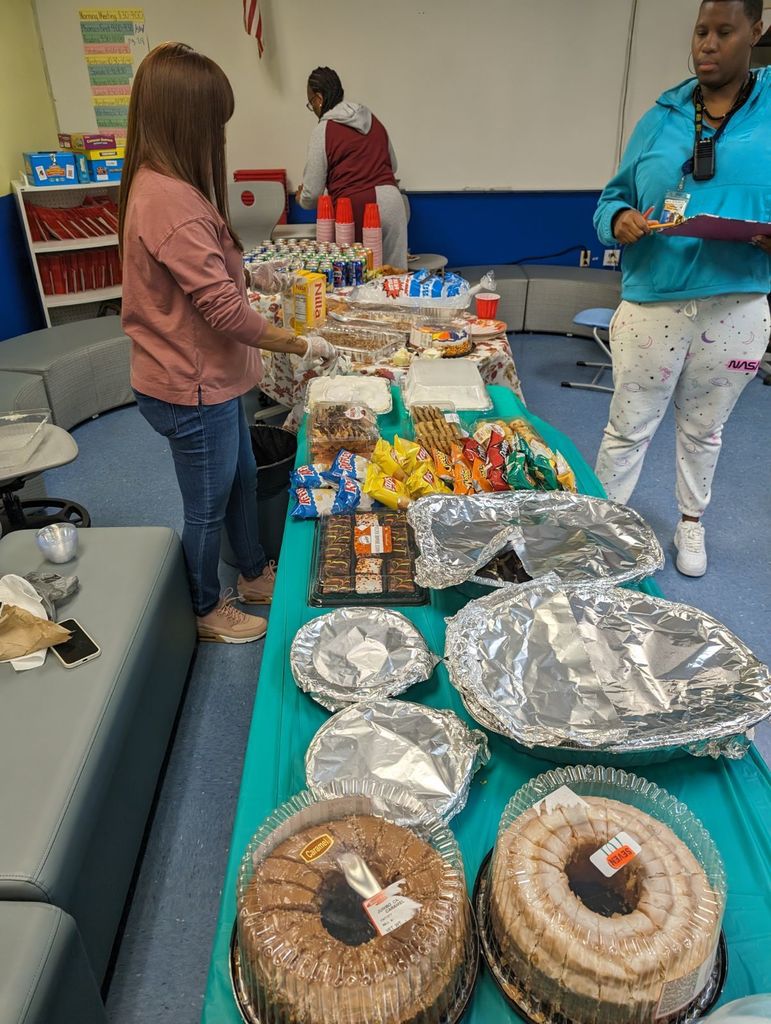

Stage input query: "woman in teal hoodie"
[{"left": 594, "top": 0, "right": 770, "bottom": 577}]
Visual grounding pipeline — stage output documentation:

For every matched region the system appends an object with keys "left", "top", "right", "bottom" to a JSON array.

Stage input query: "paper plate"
[{"left": 469, "top": 319, "right": 507, "bottom": 337}]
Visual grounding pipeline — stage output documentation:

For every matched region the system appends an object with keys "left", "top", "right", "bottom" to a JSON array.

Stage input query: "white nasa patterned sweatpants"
[{"left": 595, "top": 293, "right": 769, "bottom": 517}]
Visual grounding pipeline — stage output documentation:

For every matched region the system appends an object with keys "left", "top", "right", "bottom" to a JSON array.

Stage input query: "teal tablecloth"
[{"left": 202, "top": 386, "right": 771, "bottom": 1022}]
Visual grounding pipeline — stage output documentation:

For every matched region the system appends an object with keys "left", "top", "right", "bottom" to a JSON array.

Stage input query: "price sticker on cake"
[
  {"left": 590, "top": 831, "right": 641, "bottom": 877},
  {"left": 363, "top": 879, "right": 422, "bottom": 936},
  {"left": 354, "top": 523, "right": 392, "bottom": 556}
]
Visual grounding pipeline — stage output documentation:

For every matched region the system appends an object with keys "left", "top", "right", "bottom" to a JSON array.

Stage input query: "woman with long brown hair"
[{"left": 120, "top": 42, "right": 334, "bottom": 643}]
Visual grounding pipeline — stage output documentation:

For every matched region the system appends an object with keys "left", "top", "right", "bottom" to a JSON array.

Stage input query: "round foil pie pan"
[
  {"left": 472, "top": 850, "right": 727, "bottom": 1024},
  {"left": 229, "top": 904, "right": 481, "bottom": 1024}
]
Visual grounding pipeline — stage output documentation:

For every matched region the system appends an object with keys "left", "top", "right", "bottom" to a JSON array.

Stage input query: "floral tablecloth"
[{"left": 259, "top": 331, "right": 524, "bottom": 432}]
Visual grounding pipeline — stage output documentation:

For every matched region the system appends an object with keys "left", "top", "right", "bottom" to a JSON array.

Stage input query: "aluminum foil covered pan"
[
  {"left": 445, "top": 580, "right": 771, "bottom": 760},
  {"left": 407, "top": 491, "right": 663, "bottom": 590},
  {"left": 290, "top": 608, "right": 438, "bottom": 711},
  {"left": 305, "top": 699, "right": 490, "bottom": 821}
]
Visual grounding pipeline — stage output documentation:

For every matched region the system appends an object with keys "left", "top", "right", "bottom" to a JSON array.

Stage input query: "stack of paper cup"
[
  {"left": 362, "top": 203, "right": 383, "bottom": 269},
  {"left": 334, "top": 197, "right": 355, "bottom": 247},
  {"left": 316, "top": 195, "right": 334, "bottom": 243}
]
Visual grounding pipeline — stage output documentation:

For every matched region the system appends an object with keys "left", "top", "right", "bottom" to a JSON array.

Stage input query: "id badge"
[{"left": 660, "top": 190, "right": 691, "bottom": 225}]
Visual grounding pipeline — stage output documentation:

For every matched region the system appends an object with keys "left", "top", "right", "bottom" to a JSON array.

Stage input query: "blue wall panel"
[
  {"left": 288, "top": 190, "right": 610, "bottom": 269},
  {"left": 0, "top": 193, "right": 45, "bottom": 341}
]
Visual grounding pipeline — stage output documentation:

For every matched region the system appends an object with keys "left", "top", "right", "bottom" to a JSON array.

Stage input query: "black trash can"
[{"left": 221, "top": 423, "right": 297, "bottom": 567}]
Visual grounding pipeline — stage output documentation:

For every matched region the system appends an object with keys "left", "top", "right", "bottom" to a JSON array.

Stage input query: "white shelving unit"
[{"left": 12, "top": 177, "right": 121, "bottom": 328}]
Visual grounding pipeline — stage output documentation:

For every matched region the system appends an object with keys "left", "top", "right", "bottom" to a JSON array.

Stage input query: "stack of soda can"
[{"left": 244, "top": 239, "right": 374, "bottom": 292}]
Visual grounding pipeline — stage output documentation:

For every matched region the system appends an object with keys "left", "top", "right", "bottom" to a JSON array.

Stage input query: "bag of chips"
[
  {"left": 363, "top": 464, "right": 411, "bottom": 510},
  {"left": 406, "top": 462, "right": 452, "bottom": 499},
  {"left": 327, "top": 449, "right": 371, "bottom": 483},
  {"left": 372, "top": 439, "right": 408, "bottom": 481},
  {"left": 290, "top": 464, "right": 333, "bottom": 490},
  {"left": 393, "top": 435, "right": 432, "bottom": 475}
]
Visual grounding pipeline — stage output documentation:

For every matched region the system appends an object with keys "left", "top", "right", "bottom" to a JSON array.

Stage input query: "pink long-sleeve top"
[{"left": 121, "top": 166, "right": 265, "bottom": 405}]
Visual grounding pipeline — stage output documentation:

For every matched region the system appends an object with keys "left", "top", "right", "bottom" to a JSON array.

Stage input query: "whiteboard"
[{"left": 34, "top": 0, "right": 700, "bottom": 191}]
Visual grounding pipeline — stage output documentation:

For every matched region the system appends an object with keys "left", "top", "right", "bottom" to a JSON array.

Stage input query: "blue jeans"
[{"left": 134, "top": 391, "right": 266, "bottom": 616}]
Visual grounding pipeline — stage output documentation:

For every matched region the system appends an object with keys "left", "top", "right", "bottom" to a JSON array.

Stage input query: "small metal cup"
[{"left": 35, "top": 523, "right": 79, "bottom": 564}]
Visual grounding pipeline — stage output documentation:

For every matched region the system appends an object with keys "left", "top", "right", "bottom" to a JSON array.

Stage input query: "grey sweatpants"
[
  {"left": 595, "top": 293, "right": 769, "bottom": 517},
  {"left": 375, "top": 184, "right": 409, "bottom": 269}
]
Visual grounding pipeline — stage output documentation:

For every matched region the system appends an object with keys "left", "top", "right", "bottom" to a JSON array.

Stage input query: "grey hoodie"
[{"left": 299, "top": 101, "right": 398, "bottom": 209}]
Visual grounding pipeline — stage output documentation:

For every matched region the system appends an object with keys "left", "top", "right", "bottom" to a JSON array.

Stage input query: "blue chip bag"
[
  {"left": 327, "top": 449, "right": 371, "bottom": 483},
  {"left": 332, "top": 475, "right": 363, "bottom": 514},
  {"left": 290, "top": 464, "right": 333, "bottom": 490},
  {"left": 291, "top": 477, "right": 374, "bottom": 519}
]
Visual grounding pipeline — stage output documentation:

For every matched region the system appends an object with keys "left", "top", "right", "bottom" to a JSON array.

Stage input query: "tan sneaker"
[
  {"left": 197, "top": 593, "right": 267, "bottom": 644},
  {"left": 237, "top": 561, "right": 277, "bottom": 605}
]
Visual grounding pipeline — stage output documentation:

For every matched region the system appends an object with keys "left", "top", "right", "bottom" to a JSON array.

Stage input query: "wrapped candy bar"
[{"left": 363, "top": 464, "right": 411, "bottom": 510}]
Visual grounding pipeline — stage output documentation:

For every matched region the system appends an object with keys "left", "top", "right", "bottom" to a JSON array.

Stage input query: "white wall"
[{"left": 35, "top": 0, "right": 705, "bottom": 192}]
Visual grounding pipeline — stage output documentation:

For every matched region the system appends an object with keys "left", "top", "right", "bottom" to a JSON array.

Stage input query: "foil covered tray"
[
  {"left": 305, "top": 699, "right": 490, "bottom": 821},
  {"left": 445, "top": 580, "right": 771, "bottom": 760},
  {"left": 290, "top": 608, "right": 438, "bottom": 711},
  {"left": 407, "top": 492, "right": 663, "bottom": 590}
]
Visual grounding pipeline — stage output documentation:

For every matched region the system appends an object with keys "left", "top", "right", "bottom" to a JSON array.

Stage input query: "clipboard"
[{"left": 649, "top": 214, "right": 771, "bottom": 243}]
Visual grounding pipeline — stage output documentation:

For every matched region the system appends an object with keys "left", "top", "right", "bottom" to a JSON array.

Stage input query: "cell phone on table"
[{"left": 51, "top": 618, "right": 101, "bottom": 669}]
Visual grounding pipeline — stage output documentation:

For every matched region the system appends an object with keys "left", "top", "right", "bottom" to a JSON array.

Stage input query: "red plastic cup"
[
  {"left": 363, "top": 202, "right": 381, "bottom": 228},
  {"left": 335, "top": 197, "right": 354, "bottom": 224},
  {"left": 317, "top": 195, "right": 334, "bottom": 219},
  {"left": 475, "top": 292, "right": 500, "bottom": 319}
]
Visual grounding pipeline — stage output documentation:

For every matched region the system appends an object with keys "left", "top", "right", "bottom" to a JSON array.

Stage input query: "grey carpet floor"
[{"left": 42, "top": 331, "right": 770, "bottom": 1023}]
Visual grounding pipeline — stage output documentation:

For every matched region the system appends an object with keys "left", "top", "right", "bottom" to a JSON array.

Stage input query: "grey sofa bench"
[
  {"left": 0, "top": 317, "right": 132, "bottom": 431},
  {"left": 0, "top": 526, "right": 196, "bottom": 981},
  {"left": 0, "top": 902, "right": 106, "bottom": 1024}
]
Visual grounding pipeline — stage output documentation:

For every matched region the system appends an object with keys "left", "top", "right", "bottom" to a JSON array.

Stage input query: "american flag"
[{"left": 243, "top": 0, "right": 264, "bottom": 57}]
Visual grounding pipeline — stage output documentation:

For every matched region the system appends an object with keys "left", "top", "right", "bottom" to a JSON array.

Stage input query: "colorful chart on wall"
[{"left": 78, "top": 8, "right": 149, "bottom": 145}]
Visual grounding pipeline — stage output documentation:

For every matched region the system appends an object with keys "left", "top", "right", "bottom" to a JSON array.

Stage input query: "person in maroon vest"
[{"left": 297, "top": 67, "right": 408, "bottom": 269}]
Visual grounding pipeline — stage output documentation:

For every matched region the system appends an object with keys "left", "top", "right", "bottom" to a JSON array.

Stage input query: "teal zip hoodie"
[{"left": 594, "top": 66, "right": 771, "bottom": 303}]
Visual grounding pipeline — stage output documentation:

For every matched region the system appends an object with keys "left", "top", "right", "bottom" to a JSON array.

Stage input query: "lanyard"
[{"left": 681, "top": 72, "right": 755, "bottom": 181}]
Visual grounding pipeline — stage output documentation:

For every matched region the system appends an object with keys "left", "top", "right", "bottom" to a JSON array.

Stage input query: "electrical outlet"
[
  {"left": 579, "top": 249, "right": 591, "bottom": 268},
  {"left": 603, "top": 248, "right": 621, "bottom": 267}
]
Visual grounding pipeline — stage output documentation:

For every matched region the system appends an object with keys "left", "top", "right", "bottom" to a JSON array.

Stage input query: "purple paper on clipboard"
[{"left": 656, "top": 214, "right": 771, "bottom": 242}]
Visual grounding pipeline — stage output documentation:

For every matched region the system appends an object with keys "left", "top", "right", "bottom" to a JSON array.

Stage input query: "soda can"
[
  {"left": 332, "top": 258, "right": 346, "bottom": 289},
  {"left": 319, "top": 260, "right": 334, "bottom": 289},
  {"left": 351, "top": 257, "right": 364, "bottom": 285}
]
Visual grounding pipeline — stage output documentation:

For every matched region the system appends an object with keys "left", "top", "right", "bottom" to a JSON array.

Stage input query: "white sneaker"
[{"left": 674, "top": 520, "right": 707, "bottom": 577}]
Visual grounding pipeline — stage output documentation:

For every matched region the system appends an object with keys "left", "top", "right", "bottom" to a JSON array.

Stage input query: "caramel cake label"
[
  {"left": 589, "top": 831, "right": 642, "bottom": 878},
  {"left": 363, "top": 879, "right": 422, "bottom": 936},
  {"left": 300, "top": 833, "right": 334, "bottom": 863}
]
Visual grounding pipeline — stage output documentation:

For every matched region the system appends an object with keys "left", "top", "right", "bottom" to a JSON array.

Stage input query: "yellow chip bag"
[
  {"left": 394, "top": 435, "right": 432, "bottom": 474},
  {"left": 363, "top": 463, "right": 410, "bottom": 510},
  {"left": 372, "top": 438, "right": 407, "bottom": 481},
  {"left": 406, "top": 462, "right": 452, "bottom": 499}
]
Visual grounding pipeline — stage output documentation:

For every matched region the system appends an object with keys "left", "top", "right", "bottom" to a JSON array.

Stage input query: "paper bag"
[{"left": 0, "top": 603, "right": 71, "bottom": 660}]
